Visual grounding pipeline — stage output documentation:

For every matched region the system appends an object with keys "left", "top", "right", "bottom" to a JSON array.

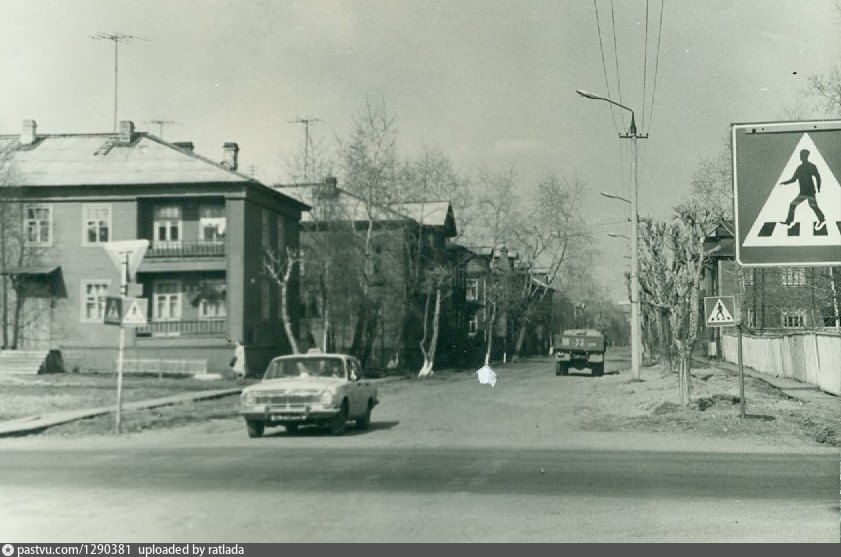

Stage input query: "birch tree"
[{"left": 263, "top": 247, "right": 304, "bottom": 355}]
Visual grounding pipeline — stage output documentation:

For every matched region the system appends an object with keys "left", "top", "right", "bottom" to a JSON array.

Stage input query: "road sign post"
[
  {"left": 101, "top": 240, "right": 149, "bottom": 434},
  {"left": 704, "top": 295, "right": 745, "bottom": 417}
]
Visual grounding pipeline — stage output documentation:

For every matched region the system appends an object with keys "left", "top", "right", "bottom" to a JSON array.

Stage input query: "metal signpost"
[
  {"left": 731, "top": 119, "right": 841, "bottom": 419},
  {"left": 101, "top": 240, "right": 149, "bottom": 433},
  {"left": 704, "top": 296, "right": 745, "bottom": 418}
]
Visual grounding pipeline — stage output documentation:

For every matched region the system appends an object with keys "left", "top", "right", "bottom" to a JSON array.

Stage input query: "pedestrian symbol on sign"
[{"left": 742, "top": 133, "right": 841, "bottom": 248}]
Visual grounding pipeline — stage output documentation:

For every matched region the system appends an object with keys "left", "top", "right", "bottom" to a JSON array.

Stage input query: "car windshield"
[{"left": 263, "top": 357, "right": 346, "bottom": 380}]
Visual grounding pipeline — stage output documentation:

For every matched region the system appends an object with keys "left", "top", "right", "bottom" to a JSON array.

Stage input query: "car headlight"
[
  {"left": 241, "top": 392, "right": 256, "bottom": 405},
  {"left": 320, "top": 390, "right": 333, "bottom": 405}
]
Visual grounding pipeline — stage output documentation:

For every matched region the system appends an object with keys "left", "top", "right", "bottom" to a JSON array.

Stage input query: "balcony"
[
  {"left": 146, "top": 241, "right": 225, "bottom": 258},
  {"left": 136, "top": 319, "right": 226, "bottom": 337}
]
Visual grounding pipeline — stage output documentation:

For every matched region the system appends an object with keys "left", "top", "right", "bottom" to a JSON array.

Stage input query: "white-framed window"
[
  {"left": 466, "top": 278, "right": 479, "bottom": 301},
  {"left": 80, "top": 280, "right": 110, "bottom": 322},
  {"left": 153, "top": 280, "right": 182, "bottom": 321},
  {"left": 468, "top": 315, "right": 479, "bottom": 335},
  {"left": 82, "top": 205, "right": 111, "bottom": 244},
  {"left": 154, "top": 205, "right": 182, "bottom": 247},
  {"left": 199, "top": 203, "right": 226, "bottom": 243},
  {"left": 24, "top": 205, "right": 52, "bottom": 246},
  {"left": 744, "top": 309, "right": 757, "bottom": 328},
  {"left": 739, "top": 269, "right": 755, "bottom": 288},
  {"left": 780, "top": 268, "right": 806, "bottom": 287},
  {"left": 261, "top": 278, "right": 271, "bottom": 321},
  {"left": 781, "top": 310, "right": 805, "bottom": 328},
  {"left": 196, "top": 280, "right": 226, "bottom": 319}
]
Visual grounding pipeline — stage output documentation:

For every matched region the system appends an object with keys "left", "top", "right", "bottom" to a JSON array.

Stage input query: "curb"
[{"left": 0, "top": 388, "right": 241, "bottom": 438}]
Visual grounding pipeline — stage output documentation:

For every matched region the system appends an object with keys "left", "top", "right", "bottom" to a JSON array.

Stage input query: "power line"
[
  {"left": 92, "top": 32, "right": 148, "bottom": 132},
  {"left": 646, "top": 0, "right": 665, "bottom": 135},
  {"left": 641, "top": 0, "right": 650, "bottom": 132},
  {"left": 592, "top": 0, "right": 621, "bottom": 134},
  {"left": 609, "top": 0, "right": 625, "bottom": 127}
]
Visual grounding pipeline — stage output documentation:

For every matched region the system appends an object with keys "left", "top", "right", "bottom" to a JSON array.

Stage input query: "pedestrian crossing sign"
[
  {"left": 104, "top": 296, "right": 123, "bottom": 326},
  {"left": 122, "top": 298, "right": 148, "bottom": 327},
  {"left": 102, "top": 296, "right": 147, "bottom": 327},
  {"left": 704, "top": 296, "right": 738, "bottom": 327},
  {"left": 733, "top": 120, "right": 841, "bottom": 267}
]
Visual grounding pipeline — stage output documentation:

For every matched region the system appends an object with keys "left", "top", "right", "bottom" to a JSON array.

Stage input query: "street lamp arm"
[
  {"left": 576, "top": 89, "right": 634, "bottom": 118},
  {"left": 600, "top": 191, "right": 631, "bottom": 204}
]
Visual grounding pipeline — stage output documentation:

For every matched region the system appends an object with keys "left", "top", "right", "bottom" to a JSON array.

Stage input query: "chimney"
[
  {"left": 325, "top": 175, "right": 338, "bottom": 188},
  {"left": 172, "top": 141, "right": 194, "bottom": 152},
  {"left": 222, "top": 142, "right": 239, "bottom": 171},
  {"left": 316, "top": 175, "right": 340, "bottom": 199},
  {"left": 21, "top": 120, "right": 37, "bottom": 145},
  {"left": 118, "top": 120, "right": 135, "bottom": 144}
]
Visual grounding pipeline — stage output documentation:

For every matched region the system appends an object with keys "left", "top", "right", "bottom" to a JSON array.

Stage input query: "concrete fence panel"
[{"left": 721, "top": 331, "right": 840, "bottom": 396}]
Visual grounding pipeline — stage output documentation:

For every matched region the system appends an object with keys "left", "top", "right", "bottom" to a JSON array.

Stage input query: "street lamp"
[
  {"left": 578, "top": 88, "right": 647, "bottom": 381},
  {"left": 607, "top": 233, "right": 629, "bottom": 240}
]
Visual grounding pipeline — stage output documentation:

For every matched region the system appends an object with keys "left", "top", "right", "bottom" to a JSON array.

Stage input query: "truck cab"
[{"left": 553, "top": 329, "right": 606, "bottom": 377}]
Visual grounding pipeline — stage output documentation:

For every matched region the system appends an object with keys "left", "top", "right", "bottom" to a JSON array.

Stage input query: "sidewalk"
[
  {"left": 696, "top": 355, "right": 837, "bottom": 400},
  {"left": 0, "top": 388, "right": 241, "bottom": 437}
]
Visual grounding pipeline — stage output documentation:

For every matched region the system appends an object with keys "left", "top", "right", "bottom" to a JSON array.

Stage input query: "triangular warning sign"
[
  {"left": 743, "top": 133, "right": 841, "bottom": 247},
  {"left": 102, "top": 240, "right": 150, "bottom": 281},
  {"left": 105, "top": 302, "right": 120, "bottom": 321},
  {"left": 707, "top": 299, "right": 734, "bottom": 324},
  {"left": 122, "top": 298, "right": 148, "bottom": 326}
]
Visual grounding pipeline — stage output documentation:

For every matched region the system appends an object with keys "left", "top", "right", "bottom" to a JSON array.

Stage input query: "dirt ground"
[
  {"left": 0, "top": 371, "right": 240, "bottom": 422},
  {"left": 578, "top": 359, "right": 841, "bottom": 448}
]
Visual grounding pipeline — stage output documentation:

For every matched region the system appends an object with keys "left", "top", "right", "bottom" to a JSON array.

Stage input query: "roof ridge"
[{"left": 142, "top": 134, "right": 257, "bottom": 183}]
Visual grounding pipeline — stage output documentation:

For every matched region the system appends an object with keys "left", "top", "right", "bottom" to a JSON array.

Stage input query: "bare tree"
[
  {"left": 263, "top": 247, "right": 304, "bottom": 355},
  {"left": 508, "top": 173, "right": 589, "bottom": 361},
  {"left": 339, "top": 98, "right": 401, "bottom": 368}
]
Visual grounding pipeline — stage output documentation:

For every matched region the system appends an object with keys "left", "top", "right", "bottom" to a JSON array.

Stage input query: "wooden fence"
[{"left": 720, "top": 331, "right": 841, "bottom": 396}]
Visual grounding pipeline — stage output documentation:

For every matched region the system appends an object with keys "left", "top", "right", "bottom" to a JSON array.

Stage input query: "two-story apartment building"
[
  {"left": 0, "top": 120, "right": 308, "bottom": 375},
  {"left": 277, "top": 178, "right": 462, "bottom": 371}
]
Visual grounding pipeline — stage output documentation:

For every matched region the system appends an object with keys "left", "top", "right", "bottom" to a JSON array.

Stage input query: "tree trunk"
[
  {"left": 484, "top": 302, "right": 497, "bottom": 366},
  {"left": 418, "top": 290, "right": 432, "bottom": 377},
  {"left": 677, "top": 347, "right": 692, "bottom": 406},
  {"left": 279, "top": 281, "right": 300, "bottom": 354},
  {"left": 321, "top": 262, "right": 330, "bottom": 351},
  {"left": 424, "top": 285, "right": 443, "bottom": 375},
  {"left": 512, "top": 318, "right": 528, "bottom": 363}
]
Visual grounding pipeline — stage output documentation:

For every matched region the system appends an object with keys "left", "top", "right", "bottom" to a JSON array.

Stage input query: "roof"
[
  {"left": 0, "top": 133, "right": 257, "bottom": 186},
  {"left": 0, "top": 265, "right": 60, "bottom": 275},
  {"left": 392, "top": 201, "right": 456, "bottom": 236},
  {"left": 278, "top": 184, "right": 412, "bottom": 224}
]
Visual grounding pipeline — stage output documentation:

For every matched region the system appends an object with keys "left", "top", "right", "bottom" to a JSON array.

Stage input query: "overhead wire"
[
  {"left": 641, "top": 0, "right": 649, "bottom": 132},
  {"left": 593, "top": 0, "right": 621, "bottom": 134},
  {"left": 609, "top": 0, "right": 625, "bottom": 128},
  {"left": 646, "top": 0, "right": 665, "bottom": 135}
]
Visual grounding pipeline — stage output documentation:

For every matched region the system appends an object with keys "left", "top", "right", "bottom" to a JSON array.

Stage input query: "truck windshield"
[{"left": 264, "top": 357, "right": 346, "bottom": 379}]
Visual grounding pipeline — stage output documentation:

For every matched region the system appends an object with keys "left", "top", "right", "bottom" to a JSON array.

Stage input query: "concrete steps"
[{"left": 0, "top": 350, "right": 50, "bottom": 375}]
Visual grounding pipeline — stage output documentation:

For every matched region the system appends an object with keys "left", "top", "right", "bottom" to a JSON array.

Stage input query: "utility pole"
[
  {"left": 578, "top": 89, "right": 647, "bottom": 381},
  {"left": 288, "top": 117, "right": 323, "bottom": 181},
  {"left": 145, "top": 119, "right": 176, "bottom": 138},
  {"left": 92, "top": 32, "right": 147, "bottom": 132}
]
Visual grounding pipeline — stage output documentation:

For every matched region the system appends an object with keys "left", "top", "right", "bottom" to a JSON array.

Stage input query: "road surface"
[{"left": 1, "top": 352, "right": 838, "bottom": 542}]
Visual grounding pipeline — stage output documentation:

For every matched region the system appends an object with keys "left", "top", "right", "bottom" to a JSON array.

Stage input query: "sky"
[{"left": 0, "top": 0, "right": 838, "bottom": 301}]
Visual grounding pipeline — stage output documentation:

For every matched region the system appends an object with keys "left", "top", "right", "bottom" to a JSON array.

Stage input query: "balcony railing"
[
  {"left": 136, "top": 319, "right": 226, "bottom": 337},
  {"left": 146, "top": 241, "right": 225, "bottom": 258}
]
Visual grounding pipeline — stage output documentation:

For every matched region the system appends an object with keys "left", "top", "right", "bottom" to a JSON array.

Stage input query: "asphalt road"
[
  {"left": 0, "top": 445, "right": 837, "bottom": 542},
  {"left": 1, "top": 352, "right": 838, "bottom": 542}
]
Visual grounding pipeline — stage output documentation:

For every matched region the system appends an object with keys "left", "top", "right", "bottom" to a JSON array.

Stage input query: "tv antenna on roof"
[
  {"left": 92, "top": 32, "right": 148, "bottom": 132},
  {"left": 145, "top": 119, "right": 176, "bottom": 138},
  {"left": 288, "top": 117, "right": 324, "bottom": 181}
]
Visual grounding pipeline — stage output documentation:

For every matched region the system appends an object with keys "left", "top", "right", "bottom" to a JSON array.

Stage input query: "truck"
[{"left": 553, "top": 329, "right": 606, "bottom": 377}]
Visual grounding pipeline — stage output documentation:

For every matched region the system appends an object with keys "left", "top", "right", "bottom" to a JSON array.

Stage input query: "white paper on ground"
[{"left": 476, "top": 365, "right": 497, "bottom": 387}]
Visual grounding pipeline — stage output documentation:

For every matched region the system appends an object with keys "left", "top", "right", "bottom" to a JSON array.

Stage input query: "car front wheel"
[
  {"left": 356, "top": 401, "right": 373, "bottom": 430},
  {"left": 329, "top": 401, "right": 348, "bottom": 436},
  {"left": 246, "top": 420, "right": 264, "bottom": 438},
  {"left": 556, "top": 362, "right": 568, "bottom": 376}
]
